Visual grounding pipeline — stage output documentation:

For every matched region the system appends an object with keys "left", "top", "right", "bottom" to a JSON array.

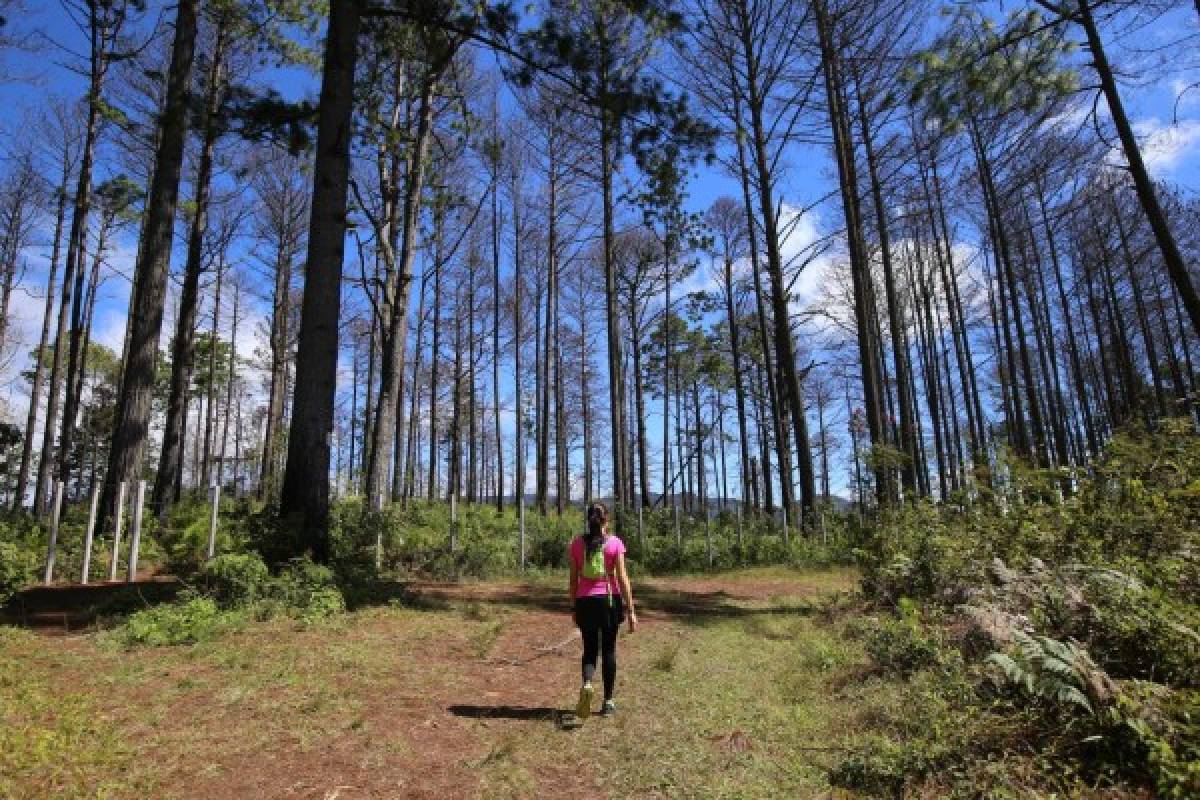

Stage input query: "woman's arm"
[{"left": 616, "top": 553, "right": 637, "bottom": 632}]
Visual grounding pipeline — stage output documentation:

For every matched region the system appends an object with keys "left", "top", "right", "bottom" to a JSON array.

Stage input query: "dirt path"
[{"left": 1, "top": 567, "right": 859, "bottom": 800}]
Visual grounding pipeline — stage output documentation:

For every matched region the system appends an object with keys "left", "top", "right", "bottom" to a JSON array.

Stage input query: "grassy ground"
[{"left": 2, "top": 566, "right": 872, "bottom": 799}]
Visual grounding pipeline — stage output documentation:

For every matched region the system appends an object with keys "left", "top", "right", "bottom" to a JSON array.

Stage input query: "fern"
[{"left": 986, "top": 632, "right": 1097, "bottom": 715}]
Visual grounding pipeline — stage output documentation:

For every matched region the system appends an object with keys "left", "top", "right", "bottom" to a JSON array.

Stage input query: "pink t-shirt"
[{"left": 569, "top": 535, "right": 625, "bottom": 598}]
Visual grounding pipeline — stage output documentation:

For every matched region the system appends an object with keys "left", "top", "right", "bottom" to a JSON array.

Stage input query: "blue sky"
[{"left": 1, "top": 1, "right": 1197, "bottom": 501}]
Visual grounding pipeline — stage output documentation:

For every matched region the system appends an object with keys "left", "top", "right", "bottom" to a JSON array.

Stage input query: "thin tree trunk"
[
  {"left": 815, "top": 0, "right": 882, "bottom": 507},
  {"left": 490, "top": 100, "right": 505, "bottom": 512},
  {"left": 155, "top": 16, "right": 227, "bottom": 515},
  {"left": 14, "top": 167, "right": 68, "bottom": 510},
  {"left": 721, "top": 248, "right": 752, "bottom": 511},
  {"left": 102, "top": 0, "right": 198, "bottom": 525},
  {"left": 854, "top": 72, "right": 918, "bottom": 496},
  {"left": 1077, "top": 0, "right": 1200, "bottom": 339},
  {"left": 202, "top": 260, "right": 224, "bottom": 488}
]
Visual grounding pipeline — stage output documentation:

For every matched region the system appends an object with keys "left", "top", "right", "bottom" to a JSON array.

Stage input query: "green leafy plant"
[
  {"left": 865, "top": 616, "right": 943, "bottom": 677},
  {"left": 116, "top": 596, "right": 235, "bottom": 647},
  {"left": 986, "top": 633, "right": 1105, "bottom": 716},
  {"left": 197, "top": 553, "right": 270, "bottom": 607}
]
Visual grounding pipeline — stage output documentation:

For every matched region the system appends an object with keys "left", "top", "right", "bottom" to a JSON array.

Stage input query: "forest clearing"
[
  {"left": 3, "top": 418, "right": 1198, "bottom": 798},
  {"left": 2, "top": 0, "right": 1199, "bottom": 796},
  {"left": 4, "top": 568, "right": 866, "bottom": 800}
]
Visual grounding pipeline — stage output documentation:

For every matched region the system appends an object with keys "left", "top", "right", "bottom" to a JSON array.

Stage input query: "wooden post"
[
  {"left": 80, "top": 484, "right": 100, "bottom": 584},
  {"left": 126, "top": 480, "right": 146, "bottom": 583},
  {"left": 43, "top": 481, "right": 65, "bottom": 585},
  {"left": 109, "top": 481, "right": 127, "bottom": 581},
  {"left": 636, "top": 496, "right": 644, "bottom": 550},
  {"left": 206, "top": 483, "right": 221, "bottom": 560},
  {"left": 673, "top": 500, "right": 681, "bottom": 547},
  {"left": 518, "top": 495, "right": 526, "bottom": 573},
  {"left": 705, "top": 506, "right": 713, "bottom": 568},
  {"left": 735, "top": 501, "right": 743, "bottom": 554}
]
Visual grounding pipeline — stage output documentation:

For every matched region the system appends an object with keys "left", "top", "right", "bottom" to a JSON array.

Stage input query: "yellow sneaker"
[{"left": 576, "top": 682, "right": 594, "bottom": 720}]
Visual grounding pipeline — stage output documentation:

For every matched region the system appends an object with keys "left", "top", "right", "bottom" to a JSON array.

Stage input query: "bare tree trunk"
[
  {"left": 426, "top": 206, "right": 445, "bottom": 501},
  {"left": 815, "top": 0, "right": 882, "bottom": 508},
  {"left": 365, "top": 77, "right": 435, "bottom": 510},
  {"left": 490, "top": 100, "right": 505, "bottom": 512},
  {"left": 1077, "top": 0, "right": 1200, "bottom": 339},
  {"left": 36, "top": 91, "right": 102, "bottom": 515},
  {"left": 219, "top": 284, "right": 239, "bottom": 487},
  {"left": 155, "top": 16, "right": 227, "bottom": 515},
  {"left": 467, "top": 255, "right": 478, "bottom": 504},
  {"left": 102, "top": 0, "right": 198, "bottom": 524},
  {"left": 202, "top": 260, "right": 224, "bottom": 488},
  {"left": 600, "top": 104, "right": 628, "bottom": 516},
  {"left": 259, "top": 228, "right": 294, "bottom": 501},
  {"left": 14, "top": 167, "right": 69, "bottom": 510},
  {"left": 853, "top": 68, "right": 918, "bottom": 497},
  {"left": 279, "top": 0, "right": 360, "bottom": 559},
  {"left": 403, "top": 273, "right": 429, "bottom": 503}
]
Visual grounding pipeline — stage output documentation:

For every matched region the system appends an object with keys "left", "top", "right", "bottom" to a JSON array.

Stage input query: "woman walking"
[{"left": 569, "top": 502, "right": 638, "bottom": 719}]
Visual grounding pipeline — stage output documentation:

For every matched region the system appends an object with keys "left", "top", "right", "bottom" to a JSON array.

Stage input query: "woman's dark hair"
[{"left": 585, "top": 502, "right": 608, "bottom": 554}]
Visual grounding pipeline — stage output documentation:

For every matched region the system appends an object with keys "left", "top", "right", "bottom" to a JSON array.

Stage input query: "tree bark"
[
  {"left": 366, "top": 76, "right": 435, "bottom": 510},
  {"left": 279, "top": 0, "right": 361, "bottom": 559},
  {"left": 816, "top": 0, "right": 887, "bottom": 507},
  {"left": 155, "top": 17, "right": 228, "bottom": 515},
  {"left": 102, "top": 0, "right": 198, "bottom": 524},
  {"left": 14, "top": 168, "right": 68, "bottom": 510}
]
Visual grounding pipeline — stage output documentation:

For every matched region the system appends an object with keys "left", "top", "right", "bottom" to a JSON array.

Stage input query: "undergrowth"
[{"left": 840, "top": 418, "right": 1200, "bottom": 797}]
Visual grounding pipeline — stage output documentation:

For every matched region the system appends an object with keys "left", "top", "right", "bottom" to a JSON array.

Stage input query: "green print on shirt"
[{"left": 582, "top": 545, "right": 608, "bottom": 581}]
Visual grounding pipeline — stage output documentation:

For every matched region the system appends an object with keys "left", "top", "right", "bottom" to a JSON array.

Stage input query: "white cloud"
[
  {"left": 779, "top": 202, "right": 831, "bottom": 305},
  {"left": 1107, "top": 117, "right": 1200, "bottom": 178}
]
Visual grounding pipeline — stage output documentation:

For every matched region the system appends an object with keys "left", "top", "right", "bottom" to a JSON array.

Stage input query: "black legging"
[{"left": 575, "top": 595, "right": 622, "bottom": 700}]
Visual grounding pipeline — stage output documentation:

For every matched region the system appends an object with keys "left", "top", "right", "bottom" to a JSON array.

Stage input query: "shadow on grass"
[
  {"left": 448, "top": 704, "right": 558, "bottom": 720},
  {"left": 1, "top": 569, "right": 843, "bottom": 634},
  {"left": 447, "top": 704, "right": 583, "bottom": 731},
  {"left": 404, "top": 581, "right": 830, "bottom": 626},
  {"left": 1, "top": 578, "right": 182, "bottom": 633}
]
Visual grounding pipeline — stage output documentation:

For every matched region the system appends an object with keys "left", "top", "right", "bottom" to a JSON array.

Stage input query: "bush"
[
  {"left": 864, "top": 614, "right": 944, "bottom": 676},
  {"left": 272, "top": 557, "right": 345, "bottom": 621},
  {"left": 197, "top": 553, "right": 270, "bottom": 607},
  {"left": 830, "top": 738, "right": 931, "bottom": 797},
  {"left": 0, "top": 537, "right": 39, "bottom": 606},
  {"left": 116, "top": 596, "right": 234, "bottom": 646},
  {"left": 157, "top": 492, "right": 256, "bottom": 573},
  {"left": 1080, "top": 582, "right": 1200, "bottom": 688}
]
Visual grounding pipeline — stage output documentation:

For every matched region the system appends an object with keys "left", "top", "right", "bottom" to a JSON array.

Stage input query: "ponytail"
[{"left": 585, "top": 502, "right": 608, "bottom": 555}]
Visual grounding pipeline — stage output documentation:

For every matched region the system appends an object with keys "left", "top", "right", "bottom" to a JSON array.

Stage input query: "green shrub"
[
  {"left": 830, "top": 738, "right": 930, "bottom": 797},
  {"left": 0, "top": 538, "right": 39, "bottom": 605},
  {"left": 1079, "top": 583, "right": 1200, "bottom": 688},
  {"left": 197, "top": 553, "right": 270, "bottom": 607},
  {"left": 273, "top": 557, "right": 346, "bottom": 620},
  {"left": 865, "top": 616, "right": 943, "bottom": 676},
  {"left": 298, "top": 586, "right": 346, "bottom": 622},
  {"left": 116, "top": 597, "right": 235, "bottom": 646}
]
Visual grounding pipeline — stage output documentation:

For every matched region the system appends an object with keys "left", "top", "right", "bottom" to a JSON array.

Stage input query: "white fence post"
[
  {"left": 126, "top": 480, "right": 146, "bottom": 583},
  {"left": 80, "top": 484, "right": 100, "bottom": 584},
  {"left": 109, "top": 481, "right": 127, "bottom": 581},
  {"left": 43, "top": 481, "right": 65, "bottom": 585},
  {"left": 206, "top": 484, "right": 221, "bottom": 560}
]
